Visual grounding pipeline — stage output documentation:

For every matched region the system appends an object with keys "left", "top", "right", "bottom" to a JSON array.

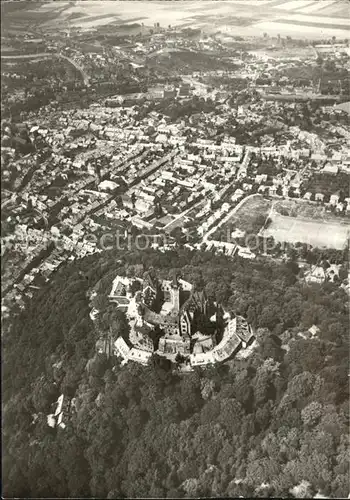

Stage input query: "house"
[
  {"left": 135, "top": 199, "right": 151, "bottom": 215},
  {"left": 282, "top": 186, "right": 289, "bottom": 197},
  {"left": 322, "top": 164, "right": 339, "bottom": 175},
  {"left": 98, "top": 180, "right": 118, "bottom": 192},
  {"left": 128, "top": 348, "right": 152, "bottom": 365},
  {"left": 305, "top": 266, "right": 325, "bottom": 284},
  {"left": 47, "top": 414, "right": 56, "bottom": 428},
  {"left": 330, "top": 194, "right": 340, "bottom": 206},
  {"left": 255, "top": 174, "right": 268, "bottom": 184},
  {"left": 231, "top": 190, "right": 244, "bottom": 202},
  {"left": 308, "top": 325, "right": 320, "bottom": 337},
  {"left": 326, "top": 264, "right": 340, "bottom": 282},
  {"left": 311, "top": 153, "right": 327, "bottom": 162},
  {"left": 178, "top": 83, "right": 191, "bottom": 97},
  {"left": 315, "top": 193, "right": 324, "bottom": 202},
  {"left": 121, "top": 194, "right": 133, "bottom": 210},
  {"left": 238, "top": 247, "right": 256, "bottom": 259},
  {"left": 231, "top": 228, "right": 246, "bottom": 240},
  {"left": 54, "top": 394, "right": 64, "bottom": 418},
  {"left": 52, "top": 394, "right": 71, "bottom": 429},
  {"left": 336, "top": 202, "right": 344, "bottom": 212},
  {"left": 273, "top": 178, "right": 283, "bottom": 186},
  {"left": 303, "top": 192, "right": 312, "bottom": 200}
]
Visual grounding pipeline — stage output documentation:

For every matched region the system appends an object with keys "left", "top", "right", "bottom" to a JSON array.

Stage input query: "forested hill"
[{"left": 3, "top": 248, "right": 349, "bottom": 498}]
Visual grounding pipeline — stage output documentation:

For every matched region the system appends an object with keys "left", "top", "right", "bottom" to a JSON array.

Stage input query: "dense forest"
[{"left": 3, "top": 248, "right": 349, "bottom": 498}]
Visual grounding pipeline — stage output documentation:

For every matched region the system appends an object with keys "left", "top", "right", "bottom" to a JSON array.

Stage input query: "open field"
[
  {"left": 261, "top": 213, "right": 350, "bottom": 249},
  {"left": 223, "top": 195, "right": 272, "bottom": 233},
  {"left": 2, "top": 0, "right": 349, "bottom": 39},
  {"left": 249, "top": 45, "right": 315, "bottom": 59},
  {"left": 274, "top": 198, "right": 350, "bottom": 222}
]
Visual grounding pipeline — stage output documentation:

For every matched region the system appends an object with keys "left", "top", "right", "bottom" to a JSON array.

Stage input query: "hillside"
[{"left": 2, "top": 248, "right": 349, "bottom": 498}]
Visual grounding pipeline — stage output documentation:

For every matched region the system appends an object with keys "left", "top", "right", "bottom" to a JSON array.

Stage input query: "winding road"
[
  {"left": 1, "top": 52, "right": 52, "bottom": 60},
  {"left": 57, "top": 53, "right": 90, "bottom": 86},
  {"left": 1, "top": 51, "right": 90, "bottom": 86}
]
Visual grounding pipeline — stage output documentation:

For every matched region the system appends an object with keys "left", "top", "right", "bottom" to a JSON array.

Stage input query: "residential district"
[{"left": 2, "top": 23, "right": 350, "bottom": 323}]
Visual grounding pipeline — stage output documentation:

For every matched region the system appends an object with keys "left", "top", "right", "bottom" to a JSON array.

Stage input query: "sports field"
[{"left": 261, "top": 213, "right": 350, "bottom": 249}]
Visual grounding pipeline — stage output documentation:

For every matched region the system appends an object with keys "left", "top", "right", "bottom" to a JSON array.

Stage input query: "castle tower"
[
  {"left": 179, "top": 310, "right": 191, "bottom": 339},
  {"left": 172, "top": 286, "right": 180, "bottom": 314},
  {"left": 171, "top": 270, "right": 180, "bottom": 313}
]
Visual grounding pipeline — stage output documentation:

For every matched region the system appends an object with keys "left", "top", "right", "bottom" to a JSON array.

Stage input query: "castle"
[{"left": 109, "top": 271, "right": 253, "bottom": 367}]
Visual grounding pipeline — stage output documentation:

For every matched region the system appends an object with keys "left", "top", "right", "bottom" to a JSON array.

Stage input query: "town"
[
  {"left": 1, "top": 4, "right": 350, "bottom": 319},
  {"left": 2, "top": 2, "right": 350, "bottom": 499}
]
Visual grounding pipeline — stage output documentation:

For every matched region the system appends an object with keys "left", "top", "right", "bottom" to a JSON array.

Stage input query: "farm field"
[
  {"left": 249, "top": 45, "right": 315, "bottom": 60},
  {"left": 261, "top": 212, "right": 350, "bottom": 249},
  {"left": 2, "top": 0, "right": 349, "bottom": 39}
]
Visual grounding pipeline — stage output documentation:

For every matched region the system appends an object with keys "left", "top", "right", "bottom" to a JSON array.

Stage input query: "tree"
[
  {"left": 175, "top": 352, "right": 186, "bottom": 365},
  {"left": 87, "top": 354, "right": 109, "bottom": 379},
  {"left": 4, "top": 247, "right": 349, "bottom": 498},
  {"left": 129, "top": 279, "right": 142, "bottom": 295},
  {"left": 32, "top": 378, "right": 59, "bottom": 413},
  {"left": 301, "top": 401, "right": 323, "bottom": 428}
]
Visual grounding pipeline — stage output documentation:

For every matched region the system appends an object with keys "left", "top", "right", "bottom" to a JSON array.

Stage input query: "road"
[
  {"left": 1, "top": 52, "right": 51, "bottom": 59},
  {"left": 163, "top": 198, "right": 206, "bottom": 233},
  {"left": 58, "top": 53, "right": 90, "bottom": 86},
  {"left": 1, "top": 51, "right": 90, "bottom": 86}
]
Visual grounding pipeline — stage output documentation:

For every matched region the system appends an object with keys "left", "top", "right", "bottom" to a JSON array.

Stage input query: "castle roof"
[
  {"left": 144, "top": 307, "right": 178, "bottom": 326},
  {"left": 181, "top": 290, "right": 207, "bottom": 313},
  {"left": 143, "top": 271, "right": 158, "bottom": 292}
]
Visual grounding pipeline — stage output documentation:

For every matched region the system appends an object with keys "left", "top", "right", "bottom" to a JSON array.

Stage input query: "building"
[
  {"left": 305, "top": 266, "right": 325, "bottom": 284},
  {"left": 107, "top": 271, "right": 253, "bottom": 366},
  {"left": 330, "top": 194, "right": 340, "bottom": 206},
  {"left": 235, "top": 316, "right": 254, "bottom": 348},
  {"left": 48, "top": 394, "right": 71, "bottom": 430},
  {"left": 322, "top": 164, "right": 339, "bottom": 175},
  {"left": 308, "top": 324, "right": 320, "bottom": 337},
  {"left": 114, "top": 336, "right": 131, "bottom": 361},
  {"left": 178, "top": 83, "right": 191, "bottom": 97},
  {"left": 121, "top": 194, "right": 133, "bottom": 210}
]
